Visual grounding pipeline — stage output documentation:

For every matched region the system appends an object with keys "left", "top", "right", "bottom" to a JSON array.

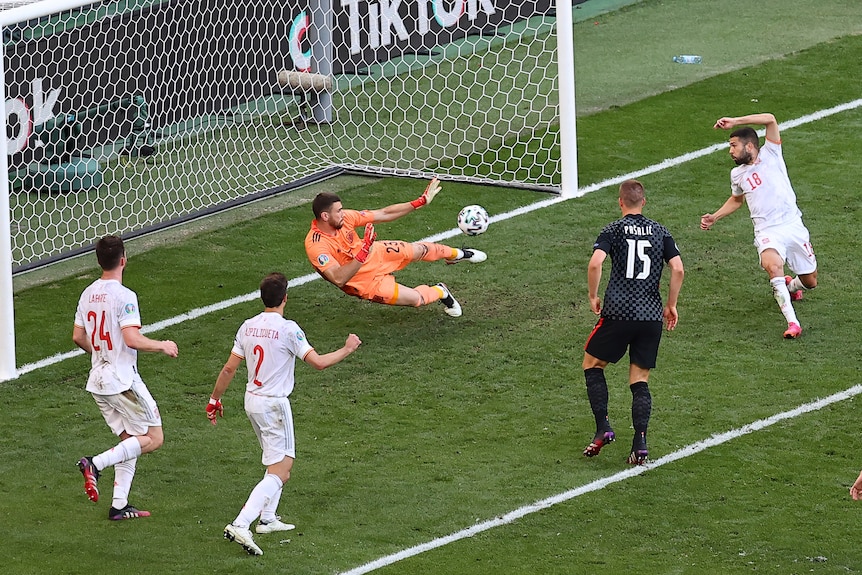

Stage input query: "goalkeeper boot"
[
  {"left": 583, "top": 429, "right": 615, "bottom": 457},
  {"left": 447, "top": 248, "right": 487, "bottom": 265},
  {"left": 77, "top": 456, "right": 100, "bottom": 502},
  {"left": 256, "top": 516, "right": 296, "bottom": 534},
  {"left": 224, "top": 524, "right": 264, "bottom": 556},
  {"left": 435, "top": 283, "right": 462, "bottom": 317},
  {"left": 783, "top": 322, "right": 802, "bottom": 339},
  {"left": 785, "top": 275, "right": 804, "bottom": 302},
  {"left": 109, "top": 504, "right": 151, "bottom": 521}
]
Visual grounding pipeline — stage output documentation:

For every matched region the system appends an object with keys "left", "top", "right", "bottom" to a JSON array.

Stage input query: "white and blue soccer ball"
[{"left": 457, "top": 205, "right": 490, "bottom": 236}]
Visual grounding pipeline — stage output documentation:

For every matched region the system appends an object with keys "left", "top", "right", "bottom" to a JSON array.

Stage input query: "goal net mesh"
[{"left": 4, "top": 0, "right": 560, "bottom": 270}]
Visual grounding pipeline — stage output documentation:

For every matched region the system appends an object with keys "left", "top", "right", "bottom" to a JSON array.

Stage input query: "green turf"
[{"left": 4, "top": 4, "right": 862, "bottom": 575}]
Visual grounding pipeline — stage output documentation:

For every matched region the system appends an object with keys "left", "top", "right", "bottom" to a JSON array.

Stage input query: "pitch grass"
[{"left": 5, "top": 32, "right": 862, "bottom": 575}]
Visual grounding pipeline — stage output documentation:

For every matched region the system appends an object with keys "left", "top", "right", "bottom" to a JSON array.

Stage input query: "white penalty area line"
[
  {"left": 16, "top": 98, "right": 862, "bottom": 378},
  {"left": 338, "top": 384, "right": 862, "bottom": 575}
]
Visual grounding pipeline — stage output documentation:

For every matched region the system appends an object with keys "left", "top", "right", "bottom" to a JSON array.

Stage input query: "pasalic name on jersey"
[{"left": 624, "top": 225, "right": 653, "bottom": 236}]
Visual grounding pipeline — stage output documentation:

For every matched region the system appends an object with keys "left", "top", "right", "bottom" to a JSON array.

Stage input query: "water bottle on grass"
[{"left": 672, "top": 55, "right": 702, "bottom": 64}]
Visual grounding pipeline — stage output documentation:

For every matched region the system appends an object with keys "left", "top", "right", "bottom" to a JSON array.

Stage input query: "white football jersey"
[
  {"left": 74, "top": 278, "right": 142, "bottom": 395},
  {"left": 730, "top": 139, "right": 802, "bottom": 235},
  {"left": 231, "top": 312, "right": 314, "bottom": 397}
]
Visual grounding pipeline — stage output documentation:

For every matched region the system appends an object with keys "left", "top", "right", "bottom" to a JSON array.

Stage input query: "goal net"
[
  {"left": 3, "top": 0, "right": 571, "bottom": 271},
  {"left": 0, "top": 0, "right": 575, "bottom": 378}
]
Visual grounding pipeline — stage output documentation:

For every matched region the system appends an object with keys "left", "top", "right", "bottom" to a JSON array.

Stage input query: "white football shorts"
[
  {"left": 92, "top": 376, "right": 162, "bottom": 436},
  {"left": 754, "top": 219, "right": 817, "bottom": 275},
  {"left": 244, "top": 392, "right": 296, "bottom": 465}
]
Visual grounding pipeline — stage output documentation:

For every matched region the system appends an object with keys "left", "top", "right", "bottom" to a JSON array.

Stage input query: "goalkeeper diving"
[{"left": 303, "top": 177, "right": 486, "bottom": 317}]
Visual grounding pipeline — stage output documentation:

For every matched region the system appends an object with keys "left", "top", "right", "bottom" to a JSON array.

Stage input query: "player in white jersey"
[
  {"left": 700, "top": 113, "right": 818, "bottom": 339},
  {"left": 72, "top": 235, "right": 178, "bottom": 520},
  {"left": 206, "top": 272, "right": 361, "bottom": 556}
]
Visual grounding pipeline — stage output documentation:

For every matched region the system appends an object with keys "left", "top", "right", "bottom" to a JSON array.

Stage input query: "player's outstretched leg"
[
  {"left": 414, "top": 242, "right": 487, "bottom": 265},
  {"left": 446, "top": 247, "right": 487, "bottom": 265},
  {"left": 435, "top": 283, "right": 462, "bottom": 317}
]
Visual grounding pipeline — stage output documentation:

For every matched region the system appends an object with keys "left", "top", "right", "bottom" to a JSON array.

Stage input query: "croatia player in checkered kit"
[
  {"left": 582, "top": 180, "right": 684, "bottom": 465},
  {"left": 205, "top": 272, "right": 361, "bottom": 556},
  {"left": 701, "top": 113, "right": 817, "bottom": 339}
]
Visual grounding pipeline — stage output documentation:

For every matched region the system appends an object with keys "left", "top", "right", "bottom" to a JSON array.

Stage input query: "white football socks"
[
  {"left": 93, "top": 436, "right": 143, "bottom": 470},
  {"left": 259, "top": 487, "right": 283, "bottom": 524},
  {"left": 233, "top": 473, "right": 284, "bottom": 529},
  {"left": 771, "top": 276, "right": 800, "bottom": 326},
  {"left": 787, "top": 276, "right": 806, "bottom": 292},
  {"left": 112, "top": 458, "right": 137, "bottom": 510}
]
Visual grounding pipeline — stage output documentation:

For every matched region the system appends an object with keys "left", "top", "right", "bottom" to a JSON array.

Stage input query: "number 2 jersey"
[
  {"left": 74, "top": 278, "right": 142, "bottom": 395},
  {"left": 593, "top": 213, "right": 681, "bottom": 322},
  {"left": 231, "top": 311, "right": 314, "bottom": 397}
]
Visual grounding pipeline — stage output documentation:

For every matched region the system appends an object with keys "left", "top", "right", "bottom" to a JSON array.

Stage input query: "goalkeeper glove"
[
  {"left": 410, "top": 177, "right": 441, "bottom": 209},
  {"left": 206, "top": 397, "right": 223, "bottom": 425},
  {"left": 355, "top": 223, "right": 376, "bottom": 263}
]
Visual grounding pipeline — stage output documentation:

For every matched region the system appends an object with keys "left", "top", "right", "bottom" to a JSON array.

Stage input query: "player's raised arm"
[
  {"left": 371, "top": 177, "right": 442, "bottom": 222},
  {"left": 714, "top": 113, "right": 779, "bottom": 142},
  {"left": 302, "top": 333, "right": 362, "bottom": 370},
  {"left": 409, "top": 177, "right": 441, "bottom": 208}
]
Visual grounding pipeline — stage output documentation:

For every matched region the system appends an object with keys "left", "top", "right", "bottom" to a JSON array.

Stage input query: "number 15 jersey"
[{"left": 593, "top": 213, "right": 680, "bottom": 322}]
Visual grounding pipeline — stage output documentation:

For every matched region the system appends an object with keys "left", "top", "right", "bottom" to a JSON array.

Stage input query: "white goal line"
[{"left": 16, "top": 97, "right": 862, "bottom": 378}]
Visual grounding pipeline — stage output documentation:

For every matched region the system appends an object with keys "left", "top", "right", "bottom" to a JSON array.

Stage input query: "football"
[{"left": 457, "top": 205, "right": 490, "bottom": 236}]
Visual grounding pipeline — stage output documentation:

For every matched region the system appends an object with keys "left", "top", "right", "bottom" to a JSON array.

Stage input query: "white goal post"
[{"left": 0, "top": 0, "right": 576, "bottom": 381}]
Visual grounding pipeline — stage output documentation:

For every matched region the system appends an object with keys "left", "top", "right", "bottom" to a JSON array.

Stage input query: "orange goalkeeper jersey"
[{"left": 304, "top": 209, "right": 375, "bottom": 274}]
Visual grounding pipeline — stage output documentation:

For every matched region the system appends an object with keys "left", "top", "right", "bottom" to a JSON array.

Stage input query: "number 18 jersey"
[
  {"left": 730, "top": 140, "right": 802, "bottom": 236},
  {"left": 231, "top": 311, "right": 314, "bottom": 397},
  {"left": 593, "top": 213, "right": 680, "bottom": 322}
]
